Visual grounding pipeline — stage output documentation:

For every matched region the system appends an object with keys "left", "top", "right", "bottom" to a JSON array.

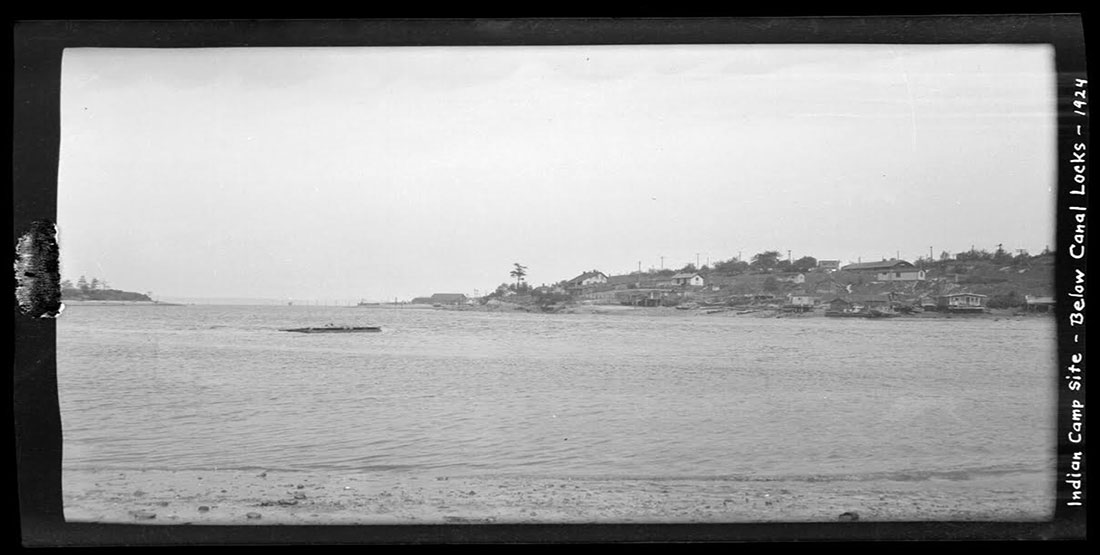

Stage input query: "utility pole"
[
  {"left": 637, "top": 261, "right": 641, "bottom": 274},
  {"left": 787, "top": 250, "right": 792, "bottom": 262},
  {"left": 660, "top": 256, "right": 664, "bottom": 269},
  {"left": 696, "top": 253, "right": 700, "bottom": 268}
]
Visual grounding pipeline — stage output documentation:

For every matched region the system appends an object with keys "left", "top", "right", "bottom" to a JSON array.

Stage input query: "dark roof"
[
  {"left": 430, "top": 293, "right": 467, "bottom": 302},
  {"left": 841, "top": 259, "right": 916, "bottom": 271},
  {"left": 568, "top": 271, "right": 607, "bottom": 284},
  {"left": 671, "top": 272, "right": 701, "bottom": 279},
  {"left": 938, "top": 292, "right": 988, "bottom": 298},
  {"left": 606, "top": 274, "right": 640, "bottom": 285}
]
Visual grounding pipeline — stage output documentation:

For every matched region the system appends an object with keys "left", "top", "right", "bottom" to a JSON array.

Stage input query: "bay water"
[{"left": 57, "top": 305, "right": 1057, "bottom": 484}]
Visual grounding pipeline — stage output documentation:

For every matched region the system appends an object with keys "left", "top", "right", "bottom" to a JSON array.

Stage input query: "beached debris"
[
  {"left": 129, "top": 510, "right": 156, "bottom": 520},
  {"left": 258, "top": 499, "right": 298, "bottom": 507},
  {"left": 838, "top": 511, "right": 860, "bottom": 521},
  {"left": 198, "top": 506, "right": 210, "bottom": 512},
  {"left": 246, "top": 512, "right": 262, "bottom": 520},
  {"left": 293, "top": 492, "right": 307, "bottom": 500}
]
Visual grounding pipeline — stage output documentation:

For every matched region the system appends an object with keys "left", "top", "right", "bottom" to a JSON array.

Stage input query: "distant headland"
[{"left": 60, "top": 276, "right": 174, "bottom": 305}]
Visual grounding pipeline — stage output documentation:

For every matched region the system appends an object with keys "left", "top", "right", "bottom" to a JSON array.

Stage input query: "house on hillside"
[
  {"left": 842, "top": 259, "right": 926, "bottom": 281},
  {"left": 429, "top": 293, "right": 468, "bottom": 306},
  {"left": 671, "top": 272, "right": 705, "bottom": 287},
  {"left": 817, "top": 260, "right": 841, "bottom": 272},
  {"left": 936, "top": 292, "right": 987, "bottom": 313},
  {"left": 777, "top": 273, "right": 806, "bottom": 284},
  {"left": 784, "top": 293, "right": 817, "bottom": 312},
  {"left": 824, "top": 294, "right": 892, "bottom": 314},
  {"left": 1023, "top": 295, "right": 1055, "bottom": 312},
  {"left": 567, "top": 270, "right": 609, "bottom": 288}
]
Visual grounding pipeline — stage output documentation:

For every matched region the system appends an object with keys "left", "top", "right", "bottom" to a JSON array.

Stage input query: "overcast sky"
[{"left": 58, "top": 44, "right": 1056, "bottom": 302}]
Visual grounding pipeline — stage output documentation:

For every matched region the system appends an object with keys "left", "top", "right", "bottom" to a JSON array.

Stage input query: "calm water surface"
[{"left": 57, "top": 305, "right": 1057, "bottom": 481}]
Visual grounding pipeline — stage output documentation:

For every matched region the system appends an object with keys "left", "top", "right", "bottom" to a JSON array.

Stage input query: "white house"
[
  {"left": 937, "top": 292, "right": 987, "bottom": 312},
  {"left": 777, "top": 273, "right": 806, "bottom": 284},
  {"left": 670, "top": 272, "right": 705, "bottom": 287},
  {"left": 567, "top": 270, "right": 609, "bottom": 287},
  {"left": 786, "top": 293, "right": 817, "bottom": 308},
  {"left": 842, "top": 259, "right": 926, "bottom": 281}
]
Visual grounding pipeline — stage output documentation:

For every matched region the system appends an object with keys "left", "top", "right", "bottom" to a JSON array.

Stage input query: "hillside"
[
  {"left": 524, "top": 252, "right": 1056, "bottom": 312},
  {"left": 695, "top": 254, "right": 1055, "bottom": 308}
]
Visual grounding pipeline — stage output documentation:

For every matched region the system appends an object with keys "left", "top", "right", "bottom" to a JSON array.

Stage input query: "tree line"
[{"left": 60, "top": 276, "right": 153, "bottom": 301}]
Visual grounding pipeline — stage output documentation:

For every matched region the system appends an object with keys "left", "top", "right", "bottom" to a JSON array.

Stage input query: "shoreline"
[
  {"left": 62, "top": 468, "right": 1053, "bottom": 525},
  {"left": 62, "top": 300, "right": 183, "bottom": 306},
  {"left": 437, "top": 303, "right": 1048, "bottom": 319}
]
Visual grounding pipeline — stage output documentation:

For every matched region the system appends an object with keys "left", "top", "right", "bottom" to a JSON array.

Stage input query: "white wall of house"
[
  {"left": 947, "top": 295, "right": 984, "bottom": 306},
  {"left": 580, "top": 274, "right": 608, "bottom": 286},
  {"left": 788, "top": 295, "right": 815, "bottom": 306},
  {"left": 876, "top": 270, "right": 926, "bottom": 281}
]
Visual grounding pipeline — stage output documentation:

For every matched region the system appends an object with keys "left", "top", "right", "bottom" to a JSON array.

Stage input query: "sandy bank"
[{"left": 62, "top": 468, "right": 1052, "bottom": 525}]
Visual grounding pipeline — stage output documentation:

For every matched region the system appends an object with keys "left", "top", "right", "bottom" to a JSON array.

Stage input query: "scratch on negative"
[{"left": 14, "top": 220, "right": 64, "bottom": 318}]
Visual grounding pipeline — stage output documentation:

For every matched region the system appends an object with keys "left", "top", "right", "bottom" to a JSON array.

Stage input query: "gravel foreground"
[{"left": 62, "top": 468, "right": 1053, "bottom": 525}]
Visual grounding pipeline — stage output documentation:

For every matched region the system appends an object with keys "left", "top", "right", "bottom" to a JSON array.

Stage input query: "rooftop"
[
  {"left": 841, "top": 259, "right": 917, "bottom": 271},
  {"left": 568, "top": 271, "right": 607, "bottom": 284}
]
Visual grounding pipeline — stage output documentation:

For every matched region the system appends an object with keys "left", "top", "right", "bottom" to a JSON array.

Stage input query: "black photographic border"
[{"left": 12, "top": 15, "right": 1088, "bottom": 544}]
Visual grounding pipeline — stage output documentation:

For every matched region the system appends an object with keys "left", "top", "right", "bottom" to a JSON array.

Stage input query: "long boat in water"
[{"left": 281, "top": 325, "right": 382, "bottom": 333}]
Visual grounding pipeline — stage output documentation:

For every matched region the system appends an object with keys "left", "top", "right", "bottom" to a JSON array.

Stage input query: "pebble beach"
[{"left": 63, "top": 468, "right": 1053, "bottom": 525}]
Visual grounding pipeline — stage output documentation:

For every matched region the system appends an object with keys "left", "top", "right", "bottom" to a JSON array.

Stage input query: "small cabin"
[
  {"left": 842, "top": 259, "right": 926, "bottom": 281},
  {"left": 784, "top": 294, "right": 817, "bottom": 312},
  {"left": 1024, "top": 295, "right": 1055, "bottom": 312},
  {"left": 936, "top": 293, "right": 987, "bottom": 312},
  {"left": 826, "top": 294, "right": 891, "bottom": 313},
  {"left": 671, "top": 272, "right": 705, "bottom": 287},
  {"left": 777, "top": 273, "right": 806, "bottom": 284}
]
